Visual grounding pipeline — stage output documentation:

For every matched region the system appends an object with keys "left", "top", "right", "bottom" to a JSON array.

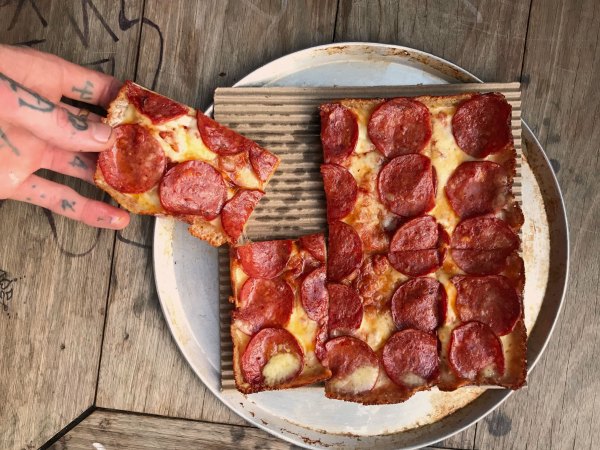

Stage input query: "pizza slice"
[
  {"left": 229, "top": 234, "right": 331, "bottom": 393},
  {"left": 318, "top": 91, "right": 525, "bottom": 404},
  {"left": 94, "top": 81, "right": 279, "bottom": 246}
]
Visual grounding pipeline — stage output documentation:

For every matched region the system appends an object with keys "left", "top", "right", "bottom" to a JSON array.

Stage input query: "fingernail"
[{"left": 92, "top": 123, "right": 113, "bottom": 143}]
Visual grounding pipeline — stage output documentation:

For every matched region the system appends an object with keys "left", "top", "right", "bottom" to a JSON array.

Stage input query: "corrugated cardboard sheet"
[{"left": 215, "top": 83, "right": 522, "bottom": 390}]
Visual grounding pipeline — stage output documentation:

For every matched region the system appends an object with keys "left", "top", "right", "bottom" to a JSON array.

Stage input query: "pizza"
[
  {"left": 318, "top": 92, "right": 526, "bottom": 404},
  {"left": 94, "top": 81, "right": 279, "bottom": 246},
  {"left": 229, "top": 234, "right": 332, "bottom": 393}
]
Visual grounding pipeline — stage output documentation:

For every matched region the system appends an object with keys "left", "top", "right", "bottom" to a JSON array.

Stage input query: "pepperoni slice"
[
  {"left": 378, "top": 154, "right": 435, "bottom": 217},
  {"left": 328, "top": 283, "right": 363, "bottom": 334},
  {"left": 391, "top": 278, "right": 446, "bottom": 333},
  {"left": 327, "top": 221, "right": 363, "bottom": 282},
  {"left": 237, "top": 240, "right": 292, "bottom": 279},
  {"left": 321, "top": 164, "right": 358, "bottom": 221},
  {"left": 388, "top": 216, "right": 445, "bottom": 276},
  {"left": 159, "top": 161, "right": 227, "bottom": 218},
  {"left": 99, "top": 124, "right": 166, "bottom": 194},
  {"left": 453, "top": 275, "right": 521, "bottom": 336},
  {"left": 315, "top": 324, "right": 328, "bottom": 362},
  {"left": 125, "top": 81, "right": 188, "bottom": 124},
  {"left": 382, "top": 330, "right": 439, "bottom": 388},
  {"left": 452, "top": 93, "right": 512, "bottom": 158},
  {"left": 299, "top": 233, "right": 326, "bottom": 263},
  {"left": 221, "top": 190, "right": 264, "bottom": 242},
  {"left": 241, "top": 328, "right": 303, "bottom": 387},
  {"left": 300, "top": 267, "right": 328, "bottom": 323},
  {"left": 197, "top": 112, "right": 250, "bottom": 156},
  {"left": 234, "top": 278, "right": 294, "bottom": 335},
  {"left": 451, "top": 217, "right": 519, "bottom": 275},
  {"left": 324, "top": 336, "right": 379, "bottom": 394},
  {"left": 320, "top": 103, "right": 359, "bottom": 164},
  {"left": 446, "top": 161, "right": 509, "bottom": 218},
  {"left": 368, "top": 98, "right": 432, "bottom": 158},
  {"left": 248, "top": 144, "right": 279, "bottom": 181},
  {"left": 448, "top": 321, "right": 505, "bottom": 380}
]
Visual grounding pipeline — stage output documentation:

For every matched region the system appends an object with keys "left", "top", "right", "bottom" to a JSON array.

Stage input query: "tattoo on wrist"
[
  {"left": 72, "top": 80, "right": 94, "bottom": 101},
  {"left": 0, "top": 127, "right": 20, "bottom": 156},
  {"left": 0, "top": 72, "right": 55, "bottom": 113},
  {"left": 60, "top": 199, "right": 76, "bottom": 212},
  {"left": 69, "top": 155, "right": 88, "bottom": 169}
]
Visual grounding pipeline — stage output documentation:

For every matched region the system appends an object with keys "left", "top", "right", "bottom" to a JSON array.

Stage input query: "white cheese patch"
[
  {"left": 401, "top": 372, "right": 427, "bottom": 388},
  {"left": 357, "top": 308, "right": 395, "bottom": 352},
  {"left": 286, "top": 301, "right": 318, "bottom": 355},
  {"left": 331, "top": 365, "right": 379, "bottom": 394},
  {"left": 262, "top": 352, "right": 302, "bottom": 386}
]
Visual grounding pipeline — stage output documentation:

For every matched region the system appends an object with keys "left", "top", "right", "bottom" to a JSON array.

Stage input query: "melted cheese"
[
  {"left": 357, "top": 308, "right": 395, "bottom": 352},
  {"left": 331, "top": 365, "right": 379, "bottom": 394},
  {"left": 262, "top": 352, "right": 302, "bottom": 386},
  {"left": 286, "top": 305, "right": 318, "bottom": 354}
]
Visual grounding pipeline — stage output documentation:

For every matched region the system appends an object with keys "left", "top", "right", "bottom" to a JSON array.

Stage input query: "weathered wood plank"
[
  {"left": 0, "top": 1, "right": 143, "bottom": 450},
  {"left": 48, "top": 409, "right": 302, "bottom": 450},
  {"left": 96, "top": 0, "right": 338, "bottom": 424},
  {"left": 335, "top": 0, "right": 531, "bottom": 81},
  {"left": 475, "top": 0, "right": 600, "bottom": 448}
]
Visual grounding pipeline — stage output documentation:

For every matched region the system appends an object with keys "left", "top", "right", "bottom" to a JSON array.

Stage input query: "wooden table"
[{"left": 0, "top": 1, "right": 596, "bottom": 449}]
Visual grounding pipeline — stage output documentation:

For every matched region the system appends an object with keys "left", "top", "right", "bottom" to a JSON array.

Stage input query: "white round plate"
[{"left": 153, "top": 43, "right": 568, "bottom": 449}]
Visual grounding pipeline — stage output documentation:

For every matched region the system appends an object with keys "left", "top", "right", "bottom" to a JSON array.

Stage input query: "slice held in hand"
[
  {"left": 230, "top": 235, "right": 331, "bottom": 394},
  {"left": 94, "top": 81, "right": 279, "bottom": 246}
]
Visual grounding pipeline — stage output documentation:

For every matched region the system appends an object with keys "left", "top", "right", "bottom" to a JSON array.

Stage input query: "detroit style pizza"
[{"left": 95, "top": 81, "right": 279, "bottom": 246}]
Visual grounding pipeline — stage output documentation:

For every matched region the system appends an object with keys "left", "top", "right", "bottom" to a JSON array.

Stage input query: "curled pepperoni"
[
  {"left": 378, "top": 154, "right": 435, "bottom": 217},
  {"left": 241, "top": 328, "right": 303, "bottom": 387},
  {"left": 234, "top": 278, "right": 294, "bottom": 335},
  {"left": 248, "top": 144, "right": 279, "bottom": 181},
  {"left": 99, "top": 124, "right": 166, "bottom": 194},
  {"left": 451, "top": 217, "right": 519, "bottom": 275},
  {"left": 453, "top": 275, "right": 521, "bottom": 336},
  {"left": 320, "top": 103, "right": 358, "bottom": 164},
  {"left": 159, "top": 161, "right": 226, "bottom": 218},
  {"left": 448, "top": 321, "right": 505, "bottom": 380},
  {"left": 382, "top": 330, "right": 439, "bottom": 388},
  {"left": 300, "top": 267, "right": 328, "bottom": 322},
  {"left": 388, "top": 215, "right": 446, "bottom": 276},
  {"left": 237, "top": 240, "right": 292, "bottom": 279},
  {"left": 321, "top": 164, "right": 358, "bottom": 221},
  {"left": 324, "top": 336, "right": 379, "bottom": 394},
  {"left": 125, "top": 81, "right": 188, "bottom": 124},
  {"left": 391, "top": 278, "right": 446, "bottom": 333},
  {"left": 452, "top": 93, "right": 512, "bottom": 158},
  {"left": 327, "top": 221, "right": 363, "bottom": 282},
  {"left": 368, "top": 98, "right": 432, "bottom": 158},
  {"left": 328, "top": 283, "right": 363, "bottom": 334},
  {"left": 446, "top": 161, "right": 509, "bottom": 218},
  {"left": 221, "top": 189, "right": 264, "bottom": 242},
  {"left": 299, "top": 234, "right": 326, "bottom": 263},
  {"left": 197, "top": 112, "right": 250, "bottom": 156}
]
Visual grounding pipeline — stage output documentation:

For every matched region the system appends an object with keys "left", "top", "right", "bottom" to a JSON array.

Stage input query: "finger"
[
  {"left": 40, "top": 147, "right": 96, "bottom": 183},
  {"left": 0, "top": 45, "right": 122, "bottom": 107},
  {"left": 11, "top": 174, "right": 130, "bottom": 230},
  {"left": 59, "top": 102, "right": 102, "bottom": 122},
  {"left": 0, "top": 76, "right": 115, "bottom": 152}
]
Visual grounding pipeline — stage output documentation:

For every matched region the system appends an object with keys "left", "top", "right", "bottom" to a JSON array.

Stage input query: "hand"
[{"left": 0, "top": 45, "right": 130, "bottom": 229}]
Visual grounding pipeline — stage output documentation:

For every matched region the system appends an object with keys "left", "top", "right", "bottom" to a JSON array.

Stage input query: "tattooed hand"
[{"left": 0, "top": 45, "right": 129, "bottom": 229}]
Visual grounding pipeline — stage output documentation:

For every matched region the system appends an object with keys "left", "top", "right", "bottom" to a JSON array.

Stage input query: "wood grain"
[
  {"left": 96, "top": 0, "right": 338, "bottom": 425},
  {"left": 0, "top": 1, "right": 143, "bottom": 450},
  {"left": 335, "top": 0, "right": 531, "bottom": 81},
  {"left": 48, "top": 409, "right": 302, "bottom": 450},
  {"left": 475, "top": 0, "right": 600, "bottom": 448}
]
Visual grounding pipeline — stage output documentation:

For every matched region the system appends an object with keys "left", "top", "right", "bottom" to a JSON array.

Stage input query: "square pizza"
[
  {"left": 229, "top": 234, "right": 331, "bottom": 393},
  {"left": 319, "top": 93, "right": 526, "bottom": 404},
  {"left": 95, "top": 81, "right": 279, "bottom": 246}
]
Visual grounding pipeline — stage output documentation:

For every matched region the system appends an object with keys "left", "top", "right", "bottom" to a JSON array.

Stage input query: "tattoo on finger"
[
  {"left": 66, "top": 110, "right": 89, "bottom": 131},
  {"left": 72, "top": 80, "right": 94, "bottom": 101},
  {"left": 60, "top": 199, "right": 76, "bottom": 212},
  {"left": 0, "top": 127, "right": 20, "bottom": 156},
  {"left": 0, "top": 72, "right": 55, "bottom": 113},
  {"left": 69, "top": 155, "right": 88, "bottom": 169}
]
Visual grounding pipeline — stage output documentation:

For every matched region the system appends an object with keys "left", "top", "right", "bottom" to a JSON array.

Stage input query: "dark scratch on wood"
[
  {"left": 116, "top": 231, "right": 151, "bottom": 250},
  {"left": 5, "top": 0, "right": 47, "bottom": 31},
  {"left": 13, "top": 38, "right": 46, "bottom": 47},
  {"left": 0, "top": 269, "right": 17, "bottom": 312},
  {"left": 82, "top": 57, "right": 115, "bottom": 76},
  {"left": 67, "top": 0, "right": 118, "bottom": 48},
  {"left": 42, "top": 208, "right": 102, "bottom": 257}
]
